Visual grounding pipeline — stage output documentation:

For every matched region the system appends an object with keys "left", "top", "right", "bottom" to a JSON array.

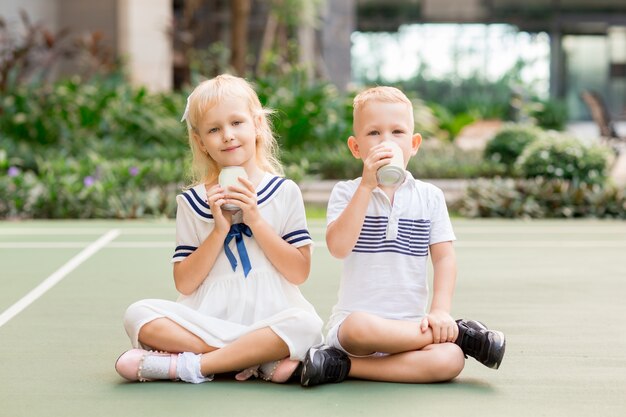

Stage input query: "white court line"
[
  {"left": 455, "top": 241, "right": 626, "bottom": 248},
  {"left": 2, "top": 240, "right": 626, "bottom": 250},
  {"left": 453, "top": 227, "right": 626, "bottom": 234},
  {"left": 0, "top": 228, "right": 174, "bottom": 236},
  {"left": 0, "top": 241, "right": 173, "bottom": 249},
  {"left": 0, "top": 229, "right": 120, "bottom": 328}
]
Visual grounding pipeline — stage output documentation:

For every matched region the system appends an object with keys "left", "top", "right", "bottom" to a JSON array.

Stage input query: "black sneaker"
[
  {"left": 455, "top": 319, "right": 506, "bottom": 369},
  {"left": 300, "top": 345, "right": 351, "bottom": 387}
]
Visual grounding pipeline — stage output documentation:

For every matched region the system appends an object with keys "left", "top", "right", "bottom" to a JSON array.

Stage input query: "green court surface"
[{"left": 1, "top": 219, "right": 626, "bottom": 417}]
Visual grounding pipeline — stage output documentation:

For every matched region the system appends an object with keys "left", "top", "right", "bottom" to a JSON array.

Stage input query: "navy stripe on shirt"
[{"left": 353, "top": 216, "right": 431, "bottom": 257}]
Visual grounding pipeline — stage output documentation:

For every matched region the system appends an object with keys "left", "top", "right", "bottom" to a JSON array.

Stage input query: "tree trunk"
[{"left": 231, "top": 0, "right": 251, "bottom": 76}]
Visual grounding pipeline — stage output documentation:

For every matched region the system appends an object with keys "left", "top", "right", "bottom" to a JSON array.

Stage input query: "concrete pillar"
[
  {"left": 549, "top": 29, "right": 563, "bottom": 99},
  {"left": 321, "top": 0, "right": 355, "bottom": 90},
  {"left": 118, "top": 0, "right": 172, "bottom": 92}
]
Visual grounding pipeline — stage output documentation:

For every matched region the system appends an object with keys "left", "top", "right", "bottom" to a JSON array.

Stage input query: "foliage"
[
  {"left": 0, "top": 152, "right": 182, "bottom": 219},
  {"left": 516, "top": 132, "right": 610, "bottom": 184},
  {"left": 529, "top": 97, "right": 568, "bottom": 131},
  {"left": 256, "top": 70, "right": 353, "bottom": 150},
  {"left": 456, "top": 177, "right": 626, "bottom": 219},
  {"left": 410, "top": 139, "right": 505, "bottom": 179},
  {"left": 483, "top": 123, "right": 543, "bottom": 172}
]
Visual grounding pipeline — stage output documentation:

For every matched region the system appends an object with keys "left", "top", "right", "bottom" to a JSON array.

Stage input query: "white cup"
[
  {"left": 218, "top": 166, "right": 248, "bottom": 211},
  {"left": 376, "top": 141, "right": 406, "bottom": 186}
]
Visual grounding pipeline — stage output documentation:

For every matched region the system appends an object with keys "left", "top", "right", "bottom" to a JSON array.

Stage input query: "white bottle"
[
  {"left": 218, "top": 166, "right": 248, "bottom": 211},
  {"left": 376, "top": 141, "right": 406, "bottom": 186}
]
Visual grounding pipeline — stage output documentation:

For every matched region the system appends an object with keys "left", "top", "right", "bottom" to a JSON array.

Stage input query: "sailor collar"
[{"left": 179, "top": 173, "right": 287, "bottom": 222}]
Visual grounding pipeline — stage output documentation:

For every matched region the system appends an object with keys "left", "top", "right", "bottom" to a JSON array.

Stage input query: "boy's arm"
[
  {"left": 326, "top": 184, "right": 373, "bottom": 258},
  {"left": 420, "top": 241, "right": 458, "bottom": 343},
  {"left": 327, "top": 142, "right": 392, "bottom": 258}
]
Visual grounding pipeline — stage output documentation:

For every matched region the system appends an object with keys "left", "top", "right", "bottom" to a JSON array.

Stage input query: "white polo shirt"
[{"left": 326, "top": 172, "right": 456, "bottom": 328}]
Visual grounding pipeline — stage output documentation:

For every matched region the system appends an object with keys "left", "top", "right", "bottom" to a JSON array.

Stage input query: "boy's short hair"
[{"left": 352, "top": 86, "right": 414, "bottom": 125}]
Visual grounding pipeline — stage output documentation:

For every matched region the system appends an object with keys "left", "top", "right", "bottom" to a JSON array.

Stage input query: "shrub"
[
  {"left": 483, "top": 124, "right": 542, "bottom": 171},
  {"left": 256, "top": 72, "right": 353, "bottom": 151},
  {"left": 456, "top": 177, "right": 626, "bottom": 219},
  {"left": 530, "top": 98, "right": 568, "bottom": 131},
  {"left": 516, "top": 132, "right": 611, "bottom": 184},
  {"left": 410, "top": 139, "right": 505, "bottom": 179}
]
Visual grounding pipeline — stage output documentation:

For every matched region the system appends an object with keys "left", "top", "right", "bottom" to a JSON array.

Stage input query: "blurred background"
[{"left": 1, "top": 0, "right": 626, "bottom": 219}]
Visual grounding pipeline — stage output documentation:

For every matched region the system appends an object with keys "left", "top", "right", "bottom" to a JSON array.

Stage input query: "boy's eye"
[
  {"left": 393, "top": 129, "right": 405, "bottom": 134},
  {"left": 208, "top": 127, "right": 219, "bottom": 133},
  {"left": 367, "top": 130, "right": 379, "bottom": 136},
  {"left": 232, "top": 120, "right": 242, "bottom": 126}
]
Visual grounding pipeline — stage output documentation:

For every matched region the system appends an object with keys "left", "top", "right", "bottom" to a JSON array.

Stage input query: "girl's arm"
[
  {"left": 173, "top": 227, "right": 228, "bottom": 295},
  {"left": 246, "top": 218, "right": 312, "bottom": 285},
  {"left": 226, "top": 178, "right": 311, "bottom": 285},
  {"left": 173, "top": 184, "right": 232, "bottom": 295}
]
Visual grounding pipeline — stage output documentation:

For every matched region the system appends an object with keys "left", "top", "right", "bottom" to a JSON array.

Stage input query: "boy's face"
[{"left": 348, "top": 101, "right": 421, "bottom": 168}]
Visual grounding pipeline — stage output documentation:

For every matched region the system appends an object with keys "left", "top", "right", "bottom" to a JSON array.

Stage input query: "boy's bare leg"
[
  {"left": 337, "top": 311, "right": 464, "bottom": 383},
  {"left": 338, "top": 311, "right": 435, "bottom": 355},
  {"left": 349, "top": 344, "right": 465, "bottom": 383},
  {"left": 138, "top": 317, "right": 217, "bottom": 354},
  {"left": 199, "top": 327, "right": 290, "bottom": 375}
]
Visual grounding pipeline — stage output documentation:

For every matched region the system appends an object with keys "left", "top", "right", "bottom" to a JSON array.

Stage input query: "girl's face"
[{"left": 194, "top": 95, "right": 259, "bottom": 173}]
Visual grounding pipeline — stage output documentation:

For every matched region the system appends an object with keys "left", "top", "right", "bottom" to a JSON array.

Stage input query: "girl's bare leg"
[
  {"left": 199, "top": 327, "right": 289, "bottom": 375},
  {"left": 138, "top": 318, "right": 217, "bottom": 354}
]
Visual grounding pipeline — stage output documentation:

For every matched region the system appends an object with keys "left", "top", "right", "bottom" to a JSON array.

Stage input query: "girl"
[{"left": 115, "top": 74, "right": 323, "bottom": 384}]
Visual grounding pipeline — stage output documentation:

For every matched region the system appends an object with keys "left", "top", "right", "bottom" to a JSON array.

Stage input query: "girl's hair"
[
  {"left": 182, "top": 74, "right": 283, "bottom": 186},
  {"left": 352, "top": 86, "right": 414, "bottom": 126}
]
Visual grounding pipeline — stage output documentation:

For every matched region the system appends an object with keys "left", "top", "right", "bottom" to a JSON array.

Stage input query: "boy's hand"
[
  {"left": 360, "top": 143, "right": 394, "bottom": 190},
  {"left": 206, "top": 183, "right": 233, "bottom": 234},
  {"left": 420, "top": 309, "right": 458, "bottom": 344}
]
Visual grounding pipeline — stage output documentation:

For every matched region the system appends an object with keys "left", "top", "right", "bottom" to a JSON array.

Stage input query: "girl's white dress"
[{"left": 123, "top": 174, "right": 323, "bottom": 360}]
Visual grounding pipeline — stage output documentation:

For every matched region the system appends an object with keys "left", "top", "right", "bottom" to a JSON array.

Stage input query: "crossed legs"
[
  {"left": 337, "top": 312, "right": 465, "bottom": 383},
  {"left": 138, "top": 317, "right": 291, "bottom": 377}
]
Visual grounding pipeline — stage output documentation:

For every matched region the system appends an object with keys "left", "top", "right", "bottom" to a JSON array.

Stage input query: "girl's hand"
[
  {"left": 419, "top": 309, "right": 458, "bottom": 344},
  {"left": 360, "top": 143, "right": 393, "bottom": 190},
  {"left": 223, "top": 177, "right": 261, "bottom": 227},
  {"left": 205, "top": 183, "right": 232, "bottom": 234}
]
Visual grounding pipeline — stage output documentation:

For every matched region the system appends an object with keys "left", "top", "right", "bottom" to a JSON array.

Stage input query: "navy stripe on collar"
[
  {"left": 258, "top": 176, "right": 286, "bottom": 205},
  {"left": 181, "top": 176, "right": 286, "bottom": 220},
  {"left": 182, "top": 191, "right": 213, "bottom": 219}
]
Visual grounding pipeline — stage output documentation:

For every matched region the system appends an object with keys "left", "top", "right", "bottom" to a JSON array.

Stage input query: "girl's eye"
[
  {"left": 367, "top": 130, "right": 379, "bottom": 136},
  {"left": 232, "top": 120, "right": 242, "bottom": 126},
  {"left": 208, "top": 127, "right": 219, "bottom": 134},
  {"left": 393, "top": 130, "right": 404, "bottom": 134}
]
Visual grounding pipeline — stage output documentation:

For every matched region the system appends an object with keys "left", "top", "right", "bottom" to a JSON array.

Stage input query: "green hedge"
[
  {"left": 0, "top": 73, "right": 616, "bottom": 219},
  {"left": 456, "top": 177, "right": 626, "bottom": 219}
]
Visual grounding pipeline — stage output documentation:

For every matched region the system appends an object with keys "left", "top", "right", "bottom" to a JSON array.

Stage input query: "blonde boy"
[{"left": 299, "top": 86, "right": 505, "bottom": 387}]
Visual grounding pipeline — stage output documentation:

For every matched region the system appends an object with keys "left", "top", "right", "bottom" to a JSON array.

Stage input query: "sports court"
[{"left": 1, "top": 219, "right": 625, "bottom": 417}]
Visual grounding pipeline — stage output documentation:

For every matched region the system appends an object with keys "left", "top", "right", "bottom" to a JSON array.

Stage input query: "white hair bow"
[{"left": 180, "top": 95, "right": 191, "bottom": 123}]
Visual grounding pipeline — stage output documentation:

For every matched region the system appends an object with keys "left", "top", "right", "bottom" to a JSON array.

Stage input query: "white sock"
[
  {"left": 176, "top": 352, "right": 213, "bottom": 384},
  {"left": 140, "top": 354, "right": 174, "bottom": 380}
]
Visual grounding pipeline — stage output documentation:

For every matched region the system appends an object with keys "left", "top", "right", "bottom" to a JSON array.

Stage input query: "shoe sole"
[
  {"left": 300, "top": 346, "right": 319, "bottom": 387},
  {"left": 488, "top": 330, "right": 506, "bottom": 370}
]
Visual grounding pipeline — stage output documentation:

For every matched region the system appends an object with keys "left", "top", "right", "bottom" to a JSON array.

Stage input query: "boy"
[{"left": 300, "top": 86, "right": 505, "bottom": 387}]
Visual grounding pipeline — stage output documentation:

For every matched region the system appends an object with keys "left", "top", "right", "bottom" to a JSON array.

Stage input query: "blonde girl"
[{"left": 115, "top": 74, "right": 323, "bottom": 384}]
